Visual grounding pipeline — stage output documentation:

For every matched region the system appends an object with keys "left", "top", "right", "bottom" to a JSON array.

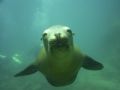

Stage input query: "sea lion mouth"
[{"left": 49, "top": 38, "right": 70, "bottom": 51}]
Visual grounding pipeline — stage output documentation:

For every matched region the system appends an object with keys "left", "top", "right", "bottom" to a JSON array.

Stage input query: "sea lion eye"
[
  {"left": 41, "top": 33, "right": 47, "bottom": 40},
  {"left": 67, "top": 29, "right": 72, "bottom": 34},
  {"left": 43, "top": 33, "right": 47, "bottom": 37},
  {"left": 67, "top": 29, "right": 75, "bottom": 36}
]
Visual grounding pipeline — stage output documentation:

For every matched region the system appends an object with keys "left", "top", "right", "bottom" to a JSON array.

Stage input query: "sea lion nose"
[{"left": 55, "top": 33, "right": 61, "bottom": 40}]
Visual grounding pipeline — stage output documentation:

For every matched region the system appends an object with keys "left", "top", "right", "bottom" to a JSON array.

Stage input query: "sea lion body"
[
  {"left": 15, "top": 25, "right": 103, "bottom": 87},
  {"left": 35, "top": 47, "right": 84, "bottom": 86}
]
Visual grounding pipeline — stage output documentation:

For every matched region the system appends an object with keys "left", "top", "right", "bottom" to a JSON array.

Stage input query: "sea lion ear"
[
  {"left": 14, "top": 64, "right": 38, "bottom": 77},
  {"left": 82, "top": 56, "right": 104, "bottom": 70}
]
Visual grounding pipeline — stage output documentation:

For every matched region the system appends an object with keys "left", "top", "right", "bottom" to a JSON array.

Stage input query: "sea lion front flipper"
[
  {"left": 82, "top": 56, "right": 104, "bottom": 70},
  {"left": 14, "top": 64, "right": 38, "bottom": 77}
]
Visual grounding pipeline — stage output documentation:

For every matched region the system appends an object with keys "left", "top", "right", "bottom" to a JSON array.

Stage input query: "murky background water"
[{"left": 0, "top": 0, "right": 120, "bottom": 90}]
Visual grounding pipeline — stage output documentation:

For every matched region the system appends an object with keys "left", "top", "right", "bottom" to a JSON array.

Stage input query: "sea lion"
[{"left": 14, "top": 25, "right": 103, "bottom": 87}]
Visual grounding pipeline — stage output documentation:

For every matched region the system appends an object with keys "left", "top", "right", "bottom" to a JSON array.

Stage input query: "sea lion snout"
[
  {"left": 48, "top": 31, "right": 69, "bottom": 47},
  {"left": 49, "top": 36, "right": 69, "bottom": 48},
  {"left": 55, "top": 32, "right": 61, "bottom": 40}
]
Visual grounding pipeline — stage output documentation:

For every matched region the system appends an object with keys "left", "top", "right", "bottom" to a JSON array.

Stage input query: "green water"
[{"left": 0, "top": 0, "right": 120, "bottom": 90}]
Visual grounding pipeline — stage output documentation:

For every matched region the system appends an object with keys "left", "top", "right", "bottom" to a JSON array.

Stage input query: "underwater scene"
[{"left": 0, "top": 0, "right": 120, "bottom": 90}]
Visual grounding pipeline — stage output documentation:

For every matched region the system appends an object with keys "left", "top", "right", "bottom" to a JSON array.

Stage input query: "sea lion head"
[{"left": 41, "top": 25, "right": 74, "bottom": 54}]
